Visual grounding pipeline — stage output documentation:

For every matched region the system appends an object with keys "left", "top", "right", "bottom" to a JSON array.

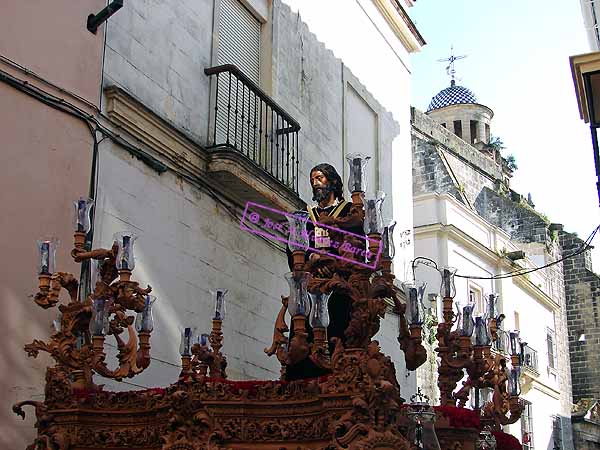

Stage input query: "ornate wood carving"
[{"left": 15, "top": 211, "right": 489, "bottom": 450}]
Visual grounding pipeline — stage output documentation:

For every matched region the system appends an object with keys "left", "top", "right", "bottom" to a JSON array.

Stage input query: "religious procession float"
[{"left": 15, "top": 155, "right": 523, "bottom": 449}]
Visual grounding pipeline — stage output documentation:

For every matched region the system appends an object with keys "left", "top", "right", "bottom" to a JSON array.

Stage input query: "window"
[
  {"left": 485, "top": 123, "right": 490, "bottom": 143},
  {"left": 468, "top": 386, "right": 492, "bottom": 409},
  {"left": 514, "top": 311, "right": 520, "bottom": 331},
  {"left": 453, "top": 120, "right": 462, "bottom": 138},
  {"left": 470, "top": 120, "right": 478, "bottom": 144},
  {"left": 547, "top": 328, "right": 557, "bottom": 369},
  {"left": 216, "top": 0, "right": 261, "bottom": 150},
  {"left": 552, "top": 415, "right": 562, "bottom": 450},
  {"left": 521, "top": 400, "right": 534, "bottom": 450},
  {"left": 468, "top": 283, "right": 484, "bottom": 315}
]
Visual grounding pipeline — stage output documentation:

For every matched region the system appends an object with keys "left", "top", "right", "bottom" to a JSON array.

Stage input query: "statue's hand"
[{"left": 317, "top": 214, "right": 336, "bottom": 226}]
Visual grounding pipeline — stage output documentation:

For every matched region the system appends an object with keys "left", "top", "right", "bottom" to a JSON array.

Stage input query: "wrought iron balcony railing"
[
  {"left": 492, "top": 329, "right": 510, "bottom": 355},
  {"left": 205, "top": 65, "right": 301, "bottom": 193},
  {"left": 521, "top": 344, "right": 539, "bottom": 373}
]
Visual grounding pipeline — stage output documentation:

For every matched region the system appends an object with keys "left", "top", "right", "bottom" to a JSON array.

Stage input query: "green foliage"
[
  {"left": 423, "top": 309, "right": 439, "bottom": 346},
  {"left": 505, "top": 154, "right": 518, "bottom": 171},
  {"left": 484, "top": 135, "right": 506, "bottom": 152},
  {"left": 485, "top": 135, "right": 518, "bottom": 172}
]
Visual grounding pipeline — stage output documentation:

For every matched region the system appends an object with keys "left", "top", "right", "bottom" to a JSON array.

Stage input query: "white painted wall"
[
  {"left": 414, "top": 193, "right": 564, "bottom": 443},
  {"left": 280, "top": 0, "right": 416, "bottom": 282},
  {"left": 98, "top": 0, "right": 417, "bottom": 395}
]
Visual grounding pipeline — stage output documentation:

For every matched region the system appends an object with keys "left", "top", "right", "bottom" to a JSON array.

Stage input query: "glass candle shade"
[
  {"left": 474, "top": 387, "right": 493, "bottom": 410},
  {"left": 211, "top": 289, "right": 228, "bottom": 320},
  {"left": 460, "top": 303, "right": 475, "bottom": 337},
  {"left": 440, "top": 267, "right": 457, "bottom": 299},
  {"left": 179, "top": 327, "right": 195, "bottom": 356},
  {"left": 200, "top": 333, "right": 210, "bottom": 346},
  {"left": 75, "top": 332, "right": 85, "bottom": 350},
  {"left": 407, "top": 390, "right": 441, "bottom": 450},
  {"left": 363, "top": 191, "right": 385, "bottom": 235},
  {"left": 346, "top": 153, "right": 371, "bottom": 193},
  {"left": 36, "top": 238, "right": 58, "bottom": 275},
  {"left": 114, "top": 231, "right": 137, "bottom": 271},
  {"left": 308, "top": 291, "right": 332, "bottom": 328},
  {"left": 474, "top": 316, "right": 492, "bottom": 346},
  {"left": 285, "top": 271, "right": 311, "bottom": 317},
  {"left": 286, "top": 211, "right": 310, "bottom": 252},
  {"left": 507, "top": 366, "right": 521, "bottom": 396},
  {"left": 89, "top": 297, "right": 111, "bottom": 336},
  {"left": 486, "top": 293, "right": 499, "bottom": 319},
  {"left": 476, "top": 427, "right": 497, "bottom": 450},
  {"left": 135, "top": 294, "right": 156, "bottom": 332},
  {"left": 381, "top": 220, "right": 396, "bottom": 259},
  {"left": 74, "top": 197, "right": 94, "bottom": 233},
  {"left": 89, "top": 258, "right": 104, "bottom": 294},
  {"left": 52, "top": 311, "right": 63, "bottom": 333},
  {"left": 509, "top": 330, "right": 520, "bottom": 356},
  {"left": 403, "top": 281, "right": 427, "bottom": 326}
]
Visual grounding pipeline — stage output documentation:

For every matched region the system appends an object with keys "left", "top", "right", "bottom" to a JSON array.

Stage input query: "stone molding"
[
  {"left": 104, "top": 86, "right": 207, "bottom": 178},
  {"left": 414, "top": 194, "right": 561, "bottom": 312},
  {"left": 372, "top": 0, "right": 426, "bottom": 52},
  {"left": 104, "top": 86, "right": 304, "bottom": 214}
]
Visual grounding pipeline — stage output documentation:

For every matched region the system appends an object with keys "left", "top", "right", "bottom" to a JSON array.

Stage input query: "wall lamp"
[{"left": 87, "top": 0, "right": 124, "bottom": 34}]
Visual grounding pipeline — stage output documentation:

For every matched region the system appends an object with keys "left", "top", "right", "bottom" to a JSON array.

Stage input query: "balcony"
[
  {"left": 521, "top": 344, "right": 539, "bottom": 376},
  {"left": 204, "top": 65, "right": 303, "bottom": 214}
]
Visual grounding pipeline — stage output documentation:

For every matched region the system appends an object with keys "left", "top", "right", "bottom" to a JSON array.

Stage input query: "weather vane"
[{"left": 437, "top": 45, "right": 467, "bottom": 86}]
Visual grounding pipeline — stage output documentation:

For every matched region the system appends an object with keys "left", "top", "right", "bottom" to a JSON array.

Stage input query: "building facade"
[
  {"left": 1, "top": 1, "right": 425, "bottom": 448},
  {"left": 95, "top": 0, "right": 423, "bottom": 393},
  {"left": 560, "top": 231, "right": 600, "bottom": 449},
  {"left": 412, "top": 83, "right": 573, "bottom": 448},
  {"left": 0, "top": 1, "right": 106, "bottom": 447}
]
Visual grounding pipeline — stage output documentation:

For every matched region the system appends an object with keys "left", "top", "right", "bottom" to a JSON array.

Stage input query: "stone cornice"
[
  {"left": 371, "top": 0, "right": 425, "bottom": 53},
  {"left": 414, "top": 221, "right": 560, "bottom": 312},
  {"left": 104, "top": 86, "right": 207, "bottom": 180}
]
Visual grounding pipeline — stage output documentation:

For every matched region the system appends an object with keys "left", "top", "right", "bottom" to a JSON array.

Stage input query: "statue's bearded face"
[{"left": 310, "top": 170, "right": 333, "bottom": 202}]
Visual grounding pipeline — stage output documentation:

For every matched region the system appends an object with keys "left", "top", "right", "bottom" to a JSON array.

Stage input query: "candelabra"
[
  {"left": 180, "top": 290, "right": 229, "bottom": 381},
  {"left": 432, "top": 268, "right": 523, "bottom": 429},
  {"left": 26, "top": 197, "right": 155, "bottom": 391}
]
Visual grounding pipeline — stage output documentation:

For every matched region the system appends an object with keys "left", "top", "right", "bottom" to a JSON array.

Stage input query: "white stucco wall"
[
  {"left": 414, "top": 193, "right": 564, "bottom": 443},
  {"left": 280, "top": 0, "right": 416, "bottom": 282},
  {"left": 98, "top": 0, "right": 416, "bottom": 395}
]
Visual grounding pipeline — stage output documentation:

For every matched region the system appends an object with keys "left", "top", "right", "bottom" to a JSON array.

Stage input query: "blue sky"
[{"left": 410, "top": 1, "right": 600, "bottom": 256}]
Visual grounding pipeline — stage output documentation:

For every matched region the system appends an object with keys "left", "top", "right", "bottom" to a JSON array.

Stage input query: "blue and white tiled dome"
[{"left": 426, "top": 80, "right": 478, "bottom": 112}]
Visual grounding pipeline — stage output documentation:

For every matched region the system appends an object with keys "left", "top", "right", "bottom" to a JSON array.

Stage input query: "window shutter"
[
  {"left": 217, "top": 0, "right": 261, "bottom": 82},
  {"left": 547, "top": 329, "right": 557, "bottom": 369},
  {"left": 215, "top": 0, "right": 261, "bottom": 151}
]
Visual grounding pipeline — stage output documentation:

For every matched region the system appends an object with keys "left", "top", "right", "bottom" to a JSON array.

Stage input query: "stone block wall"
[
  {"left": 103, "top": 0, "right": 215, "bottom": 143},
  {"left": 572, "top": 419, "right": 600, "bottom": 450},
  {"left": 559, "top": 231, "right": 600, "bottom": 402},
  {"left": 411, "top": 108, "right": 499, "bottom": 208},
  {"left": 412, "top": 105, "right": 573, "bottom": 414},
  {"left": 412, "top": 133, "right": 462, "bottom": 200}
]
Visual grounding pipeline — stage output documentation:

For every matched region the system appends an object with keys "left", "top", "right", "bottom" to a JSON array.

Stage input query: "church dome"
[{"left": 426, "top": 80, "right": 478, "bottom": 112}]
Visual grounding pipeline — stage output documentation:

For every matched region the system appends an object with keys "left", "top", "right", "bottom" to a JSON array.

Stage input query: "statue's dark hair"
[{"left": 310, "top": 163, "right": 344, "bottom": 201}]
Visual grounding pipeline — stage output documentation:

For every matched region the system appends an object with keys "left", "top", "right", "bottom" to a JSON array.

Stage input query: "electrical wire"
[
  {"left": 0, "top": 66, "right": 284, "bottom": 253},
  {"left": 412, "top": 224, "right": 600, "bottom": 282}
]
